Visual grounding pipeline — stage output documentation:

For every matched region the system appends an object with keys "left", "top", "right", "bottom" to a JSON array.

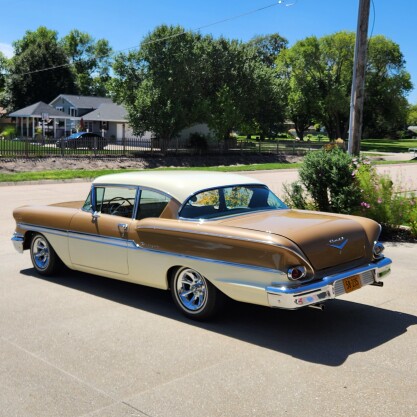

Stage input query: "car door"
[{"left": 68, "top": 185, "right": 138, "bottom": 275}]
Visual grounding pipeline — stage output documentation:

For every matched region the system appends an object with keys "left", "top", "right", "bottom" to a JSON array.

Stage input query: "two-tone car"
[{"left": 12, "top": 171, "right": 392, "bottom": 319}]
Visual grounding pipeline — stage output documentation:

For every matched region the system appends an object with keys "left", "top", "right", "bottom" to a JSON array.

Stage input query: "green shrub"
[
  {"left": 355, "top": 162, "right": 417, "bottom": 236},
  {"left": 285, "top": 148, "right": 417, "bottom": 237},
  {"left": 285, "top": 147, "right": 361, "bottom": 214},
  {"left": 0, "top": 126, "right": 16, "bottom": 138}
]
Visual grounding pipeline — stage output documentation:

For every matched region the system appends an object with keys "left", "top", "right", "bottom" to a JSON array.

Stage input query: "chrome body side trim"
[
  {"left": 129, "top": 242, "right": 287, "bottom": 276},
  {"left": 18, "top": 223, "right": 68, "bottom": 238},
  {"left": 266, "top": 257, "right": 392, "bottom": 309},
  {"left": 11, "top": 232, "right": 24, "bottom": 253},
  {"left": 137, "top": 224, "right": 314, "bottom": 272},
  {"left": 15, "top": 222, "right": 287, "bottom": 275}
]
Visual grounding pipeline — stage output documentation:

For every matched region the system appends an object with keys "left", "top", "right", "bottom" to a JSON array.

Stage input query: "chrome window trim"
[
  {"left": 88, "top": 184, "right": 176, "bottom": 221},
  {"left": 89, "top": 184, "right": 139, "bottom": 220},
  {"left": 178, "top": 183, "right": 287, "bottom": 220},
  {"left": 178, "top": 207, "right": 288, "bottom": 223}
]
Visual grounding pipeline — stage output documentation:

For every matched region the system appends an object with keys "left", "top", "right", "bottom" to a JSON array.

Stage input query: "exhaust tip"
[{"left": 308, "top": 303, "right": 326, "bottom": 311}]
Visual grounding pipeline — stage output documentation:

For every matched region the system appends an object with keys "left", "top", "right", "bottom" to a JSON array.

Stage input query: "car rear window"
[{"left": 180, "top": 185, "right": 287, "bottom": 219}]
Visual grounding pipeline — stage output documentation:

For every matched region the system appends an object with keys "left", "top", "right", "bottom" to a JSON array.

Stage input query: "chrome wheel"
[
  {"left": 170, "top": 267, "right": 225, "bottom": 320},
  {"left": 175, "top": 268, "right": 208, "bottom": 311},
  {"left": 30, "top": 233, "right": 62, "bottom": 275},
  {"left": 31, "top": 235, "right": 50, "bottom": 271}
]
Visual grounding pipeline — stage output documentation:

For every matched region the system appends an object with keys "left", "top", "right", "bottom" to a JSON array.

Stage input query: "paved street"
[{"left": 1, "top": 170, "right": 417, "bottom": 417}]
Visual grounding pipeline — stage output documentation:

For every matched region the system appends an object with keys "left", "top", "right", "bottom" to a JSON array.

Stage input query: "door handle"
[{"left": 118, "top": 223, "right": 128, "bottom": 237}]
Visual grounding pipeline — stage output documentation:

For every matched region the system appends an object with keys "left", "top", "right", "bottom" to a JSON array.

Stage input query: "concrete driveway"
[{"left": 1, "top": 179, "right": 417, "bottom": 417}]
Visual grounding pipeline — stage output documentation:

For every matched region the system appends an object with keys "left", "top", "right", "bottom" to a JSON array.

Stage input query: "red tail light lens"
[{"left": 287, "top": 266, "right": 307, "bottom": 281}]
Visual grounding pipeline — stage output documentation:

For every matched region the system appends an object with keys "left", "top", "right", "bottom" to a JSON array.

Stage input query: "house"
[
  {"left": 8, "top": 94, "right": 209, "bottom": 142},
  {"left": 8, "top": 102, "right": 69, "bottom": 138},
  {"left": 8, "top": 95, "right": 142, "bottom": 141},
  {"left": 49, "top": 94, "right": 145, "bottom": 140}
]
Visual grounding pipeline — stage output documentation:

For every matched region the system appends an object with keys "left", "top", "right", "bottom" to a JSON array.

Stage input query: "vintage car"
[{"left": 12, "top": 171, "right": 392, "bottom": 319}]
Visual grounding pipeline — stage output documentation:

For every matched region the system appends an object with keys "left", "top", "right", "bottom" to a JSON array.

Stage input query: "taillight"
[
  {"left": 287, "top": 266, "right": 307, "bottom": 281},
  {"left": 373, "top": 242, "right": 385, "bottom": 259}
]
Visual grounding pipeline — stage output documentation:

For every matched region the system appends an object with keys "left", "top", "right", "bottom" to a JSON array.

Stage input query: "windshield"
[{"left": 180, "top": 184, "right": 287, "bottom": 220}]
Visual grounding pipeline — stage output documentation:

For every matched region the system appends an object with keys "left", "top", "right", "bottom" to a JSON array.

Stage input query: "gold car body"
[{"left": 12, "top": 171, "right": 392, "bottom": 310}]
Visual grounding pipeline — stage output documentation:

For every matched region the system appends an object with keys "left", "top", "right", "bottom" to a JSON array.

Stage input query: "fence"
[{"left": 0, "top": 136, "right": 325, "bottom": 158}]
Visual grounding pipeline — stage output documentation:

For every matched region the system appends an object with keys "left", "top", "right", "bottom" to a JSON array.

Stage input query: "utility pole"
[{"left": 348, "top": 0, "right": 370, "bottom": 156}]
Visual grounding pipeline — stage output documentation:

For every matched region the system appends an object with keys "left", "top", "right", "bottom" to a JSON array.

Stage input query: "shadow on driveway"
[{"left": 21, "top": 267, "right": 417, "bottom": 367}]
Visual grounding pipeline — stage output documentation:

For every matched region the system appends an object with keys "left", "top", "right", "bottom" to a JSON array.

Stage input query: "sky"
[{"left": 1, "top": 0, "right": 416, "bottom": 103}]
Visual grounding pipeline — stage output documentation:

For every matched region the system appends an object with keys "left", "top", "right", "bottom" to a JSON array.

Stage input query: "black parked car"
[{"left": 56, "top": 132, "right": 108, "bottom": 149}]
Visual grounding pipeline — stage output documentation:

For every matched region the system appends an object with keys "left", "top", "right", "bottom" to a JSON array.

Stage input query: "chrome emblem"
[{"left": 328, "top": 237, "right": 348, "bottom": 251}]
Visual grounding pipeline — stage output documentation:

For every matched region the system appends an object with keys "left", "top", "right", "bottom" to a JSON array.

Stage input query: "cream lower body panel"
[
  {"left": 127, "top": 244, "right": 283, "bottom": 307},
  {"left": 17, "top": 224, "right": 284, "bottom": 308}
]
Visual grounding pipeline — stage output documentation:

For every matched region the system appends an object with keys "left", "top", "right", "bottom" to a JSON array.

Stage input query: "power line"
[{"left": 2, "top": 1, "right": 294, "bottom": 78}]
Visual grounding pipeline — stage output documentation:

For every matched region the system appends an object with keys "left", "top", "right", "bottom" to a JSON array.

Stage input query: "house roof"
[
  {"left": 82, "top": 103, "right": 128, "bottom": 122},
  {"left": 8, "top": 102, "right": 67, "bottom": 118},
  {"left": 50, "top": 94, "right": 113, "bottom": 109}
]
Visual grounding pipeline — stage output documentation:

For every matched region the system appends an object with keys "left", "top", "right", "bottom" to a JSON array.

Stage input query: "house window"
[
  {"left": 69, "top": 107, "right": 77, "bottom": 117},
  {"left": 84, "top": 121, "right": 93, "bottom": 132},
  {"left": 56, "top": 106, "right": 63, "bottom": 112}
]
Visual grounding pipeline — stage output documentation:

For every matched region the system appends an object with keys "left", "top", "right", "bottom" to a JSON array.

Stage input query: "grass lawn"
[
  {"left": 1, "top": 159, "right": 417, "bottom": 183},
  {"left": 0, "top": 162, "right": 301, "bottom": 183},
  {"left": 360, "top": 138, "right": 417, "bottom": 153}
]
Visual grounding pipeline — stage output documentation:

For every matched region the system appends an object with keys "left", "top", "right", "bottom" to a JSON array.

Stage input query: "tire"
[
  {"left": 170, "top": 267, "right": 225, "bottom": 320},
  {"left": 30, "top": 233, "right": 62, "bottom": 276}
]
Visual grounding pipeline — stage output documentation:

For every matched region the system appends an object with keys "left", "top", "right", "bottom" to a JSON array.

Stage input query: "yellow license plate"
[{"left": 343, "top": 275, "right": 362, "bottom": 293}]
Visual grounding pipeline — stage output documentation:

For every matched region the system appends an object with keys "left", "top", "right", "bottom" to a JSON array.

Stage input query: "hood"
[{"left": 218, "top": 209, "right": 375, "bottom": 271}]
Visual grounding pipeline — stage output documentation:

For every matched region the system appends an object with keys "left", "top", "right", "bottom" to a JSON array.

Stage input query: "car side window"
[
  {"left": 95, "top": 186, "right": 137, "bottom": 218},
  {"left": 82, "top": 191, "right": 92, "bottom": 212},
  {"left": 137, "top": 189, "right": 170, "bottom": 220}
]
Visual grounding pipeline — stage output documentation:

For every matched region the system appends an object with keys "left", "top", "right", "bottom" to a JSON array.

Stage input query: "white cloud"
[{"left": 0, "top": 43, "right": 14, "bottom": 58}]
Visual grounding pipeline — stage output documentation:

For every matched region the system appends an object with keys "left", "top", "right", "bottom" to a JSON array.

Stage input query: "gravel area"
[{"left": 0, "top": 154, "right": 301, "bottom": 173}]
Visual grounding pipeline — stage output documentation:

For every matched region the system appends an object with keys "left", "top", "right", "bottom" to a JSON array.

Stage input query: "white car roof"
[{"left": 93, "top": 170, "right": 263, "bottom": 203}]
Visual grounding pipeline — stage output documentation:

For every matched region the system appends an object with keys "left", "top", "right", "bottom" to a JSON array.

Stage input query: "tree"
[
  {"left": 204, "top": 39, "right": 286, "bottom": 142},
  {"left": 0, "top": 52, "right": 8, "bottom": 106},
  {"left": 111, "top": 25, "right": 209, "bottom": 147},
  {"left": 61, "top": 30, "right": 112, "bottom": 96},
  {"left": 363, "top": 35, "right": 412, "bottom": 138},
  {"left": 111, "top": 27, "right": 287, "bottom": 147},
  {"left": 245, "top": 64, "right": 287, "bottom": 139},
  {"left": 4, "top": 27, "right": 76, "bottom": 110},
  {"left": 407, "top": 104, "right": 417, "bottom": 127},
  {"left": 276, "top": 37, "right": 322, "bottom": 140},
  {"left": 276, "top": 31, "right": 412, "bottom": 140},
  {"left": 203, "top": 39, "right": 253, "bottom": 142},
  {"left": 249, "top": 33, "right": 287, "bottom": 67}
]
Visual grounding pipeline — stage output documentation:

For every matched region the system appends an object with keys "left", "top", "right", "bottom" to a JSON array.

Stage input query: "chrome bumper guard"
[
  {"left": 266, "top": 257, "right": 392, "bottom": 309},
  {"left": 11, "top": 232, "right": 24, "bottom": 253}
]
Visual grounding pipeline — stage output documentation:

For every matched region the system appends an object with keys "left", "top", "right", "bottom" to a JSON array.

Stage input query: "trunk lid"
[{"left": 218, "top": 210, "right": 370, "bottom": 271}]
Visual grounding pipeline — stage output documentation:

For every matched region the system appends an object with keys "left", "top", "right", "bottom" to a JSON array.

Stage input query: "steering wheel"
[{"left": 106, "top": 197, "right": 134, "bottom": 216}]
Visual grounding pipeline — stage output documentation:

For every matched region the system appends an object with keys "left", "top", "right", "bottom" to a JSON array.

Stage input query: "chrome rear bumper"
[
  {"left": 11, "top": 232, "right": 24, "bottom": 253},
  {"left": 266, "top": 257, "right": 392, "bottom": 309}
]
